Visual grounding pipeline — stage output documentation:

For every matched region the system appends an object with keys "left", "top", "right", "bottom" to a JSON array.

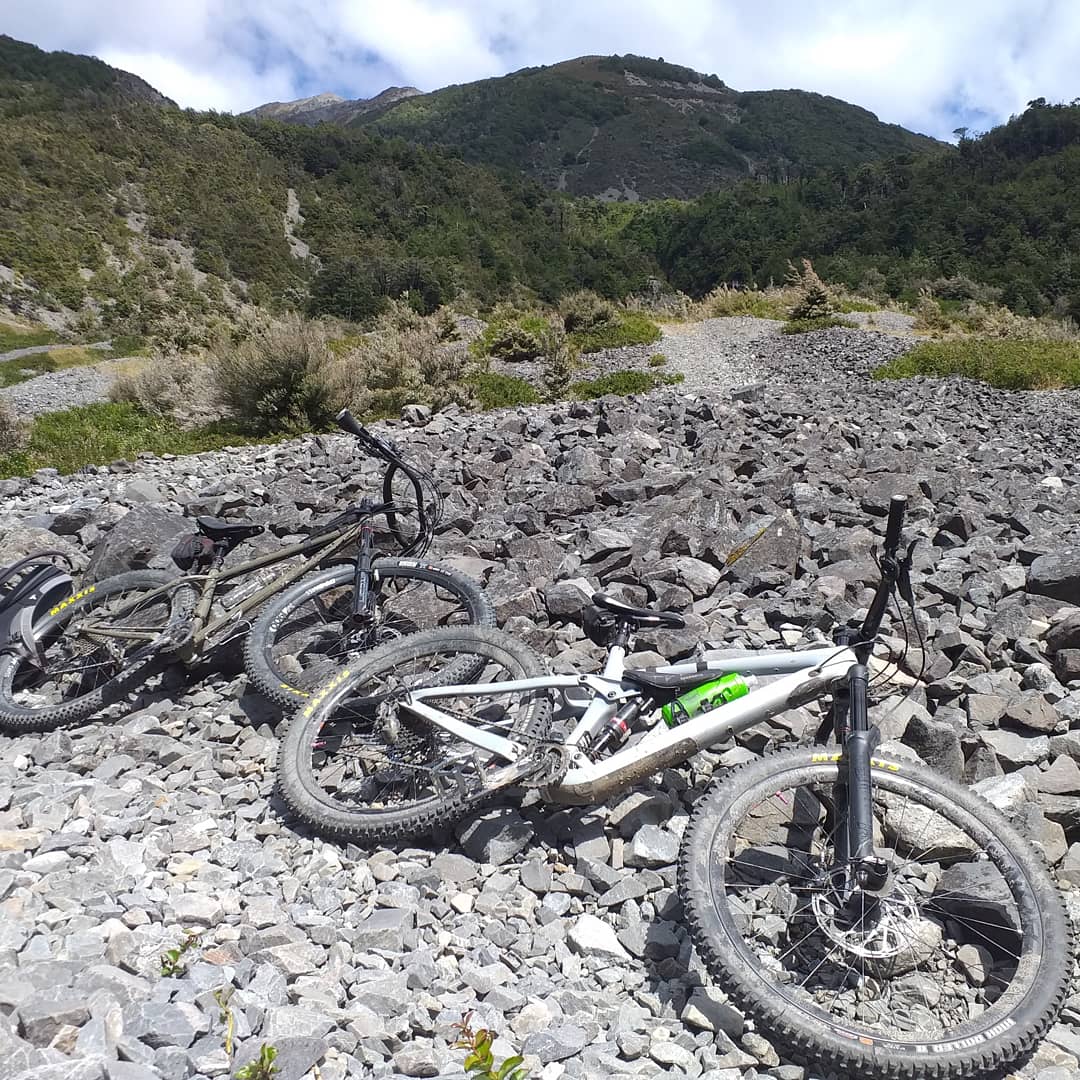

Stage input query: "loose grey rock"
[{"left": 457, "top": 808, "right": 534, "bottom": 866}]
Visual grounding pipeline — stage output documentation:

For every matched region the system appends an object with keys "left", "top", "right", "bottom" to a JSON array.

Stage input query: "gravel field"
[{"left": 0, "top": 358, "right": 132, "bottom": 416}]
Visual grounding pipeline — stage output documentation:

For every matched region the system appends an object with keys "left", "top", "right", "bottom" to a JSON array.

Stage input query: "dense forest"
[
  {"left": 625, "top": 99, "right": 1080, "bottom": 319},
  {"left": 2, "top": 33, "right": 1080, "bottom": 337}
]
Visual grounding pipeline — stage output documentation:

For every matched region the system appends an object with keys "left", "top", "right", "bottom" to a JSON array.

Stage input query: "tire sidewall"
[
  {"left": 679, "top": 748, "right": 1072, "bottom": 1078},
  {"left": 244, "top": 560, "right": 492, "bottom": 706},
  {"left": 0, "top": 569, "right": 175, "bottom": 729}
]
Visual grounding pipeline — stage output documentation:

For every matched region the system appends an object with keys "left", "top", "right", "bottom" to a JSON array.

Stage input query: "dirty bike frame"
[{"left": 399, "top": 496, "right": 913, "bottom": 893}]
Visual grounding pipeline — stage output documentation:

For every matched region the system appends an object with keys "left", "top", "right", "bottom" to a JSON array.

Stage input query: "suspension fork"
[
  {"left": 350, "top": 520, "right": 377, "bottom": 623},
  {"left": 828, "top": 629, "right": 887, "bottom": 890},
  {"left": 844, "top": 663, "right": 890, "bottom": 889}
]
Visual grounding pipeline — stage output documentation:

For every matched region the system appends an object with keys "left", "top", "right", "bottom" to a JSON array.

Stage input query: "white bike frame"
[{"left": 400, "top": 642, "right": 859, "bottom": 805}]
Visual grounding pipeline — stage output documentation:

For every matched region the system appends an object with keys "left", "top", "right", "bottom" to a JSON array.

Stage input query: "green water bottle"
[{"left": 661, "top": 673, "right": 756, "bottom": 727}]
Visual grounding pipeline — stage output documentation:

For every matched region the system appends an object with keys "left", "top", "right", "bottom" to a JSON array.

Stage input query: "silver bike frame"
[{"left": 400, "top": 643, "right": 859, "bottom": 805}]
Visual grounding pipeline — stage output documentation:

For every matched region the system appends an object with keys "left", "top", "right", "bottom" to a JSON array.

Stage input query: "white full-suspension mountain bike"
[{"left": 275, "top": 496, "right": 1073, "bottom": 1079}]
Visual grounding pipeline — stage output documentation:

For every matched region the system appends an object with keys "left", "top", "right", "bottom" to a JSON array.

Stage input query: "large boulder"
[
  {"left": 1047, "top": 612, "right": 1080, "bottom": 654},
  {"left": 0, "top": 524, "right": 86, "bottom": 572},
  {"left": 84, "top": 506, "right": 190, "bottom": 582},
  {"left": 1028, "top": 550, "right": 1080, "bottom": 605}
]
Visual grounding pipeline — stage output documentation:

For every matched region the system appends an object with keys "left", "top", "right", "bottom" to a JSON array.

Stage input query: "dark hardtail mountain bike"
[{"left": 0, "top": 410, "right": 494, "bottom": 731}]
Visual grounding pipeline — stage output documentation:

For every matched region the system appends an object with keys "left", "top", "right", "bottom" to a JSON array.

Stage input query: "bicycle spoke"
[{"left": 710, "top": 771, "right": 1032, "bottom": 1044}]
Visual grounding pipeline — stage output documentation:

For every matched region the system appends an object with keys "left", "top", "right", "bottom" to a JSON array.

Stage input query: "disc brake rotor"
[{"left": 812, "top": 881, "right": 925, "bottom": 960}]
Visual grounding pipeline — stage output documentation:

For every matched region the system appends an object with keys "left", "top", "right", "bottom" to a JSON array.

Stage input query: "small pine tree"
[{"left": 787, "top": 259, "right": 835, "bottom": 321}]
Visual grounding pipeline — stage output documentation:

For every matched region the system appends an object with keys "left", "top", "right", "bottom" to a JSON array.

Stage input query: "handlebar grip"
[
  {"left": 336, "top": 408, "right": 365, "bottom": 438},
  {"left": 884, "top": 496, "right": 907, "bottom": 552}
]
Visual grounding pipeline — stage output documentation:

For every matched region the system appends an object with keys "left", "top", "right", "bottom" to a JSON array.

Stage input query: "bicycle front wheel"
[
  {"left": 0, "top": 569, "right": 176, "bottom": 733},
  {"left": 679, "top": 747, "right": 1072, "bottom": 1079},
  {"left": 244, "top": 559, "right": 494, "bottom": 708},
  {"left": 276, "top": 626, "right": 552, "bottom": 842}
]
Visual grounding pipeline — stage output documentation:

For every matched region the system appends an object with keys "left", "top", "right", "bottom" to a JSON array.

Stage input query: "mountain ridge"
[
  {"left": 248, "top": 53, "right": 943, "bottom": 199},
  {"left": 244, "top": 85, "right": 421, "bottom": 125}
]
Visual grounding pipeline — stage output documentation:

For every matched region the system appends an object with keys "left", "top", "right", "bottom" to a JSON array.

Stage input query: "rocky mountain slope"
[
  {"left": 0, "top": 34, "right": 173, "bottom": 108},
  {"left": 1, "top": 326, "right": 1079, "bottom": 1078},
  {"left": 244, "top": 86, "right": 421, "bottom": 125},
  {"left": 259, "top": 53, "right": 941, "bottom": 199}
]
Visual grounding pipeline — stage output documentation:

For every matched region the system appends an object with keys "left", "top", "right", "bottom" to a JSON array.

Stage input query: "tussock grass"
[{"left": 874, "top": 339, "right": 1080, "bottom": 390}]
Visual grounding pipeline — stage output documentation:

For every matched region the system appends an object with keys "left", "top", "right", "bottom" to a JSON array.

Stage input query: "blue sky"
[{"left": 4, "top": 0, "right": 1078, "bottom": 139}]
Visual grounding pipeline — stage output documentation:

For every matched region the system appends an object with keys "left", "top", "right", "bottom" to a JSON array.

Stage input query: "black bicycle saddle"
[
  {"left": 591, "top": 592, "right": 686, "bottom": 629},
  {"left": 196, "top": 516, "right": 265, "bottom": 541}
]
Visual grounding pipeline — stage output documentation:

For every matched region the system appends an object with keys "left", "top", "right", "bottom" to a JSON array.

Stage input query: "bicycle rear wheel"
[
  {"left": 679, "top": 747, "right": 1072, "bottom": 1079},
  {"left": 0, "top": 569, "right": 176, "bottom": 732},
  {"left": 276, "top": 626, "right": 551, "bottom": 842},
  {"left": 244, "top": 559, "right": 494, "bottom": 708}
]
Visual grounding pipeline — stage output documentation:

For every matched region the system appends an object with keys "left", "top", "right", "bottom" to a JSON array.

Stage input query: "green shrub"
[
  {"left": 471, "top": 307, "right": 549, "bottom": 362},
  {"left": 469, "top": 371, "right": 541, "bottom": 410},
  {"left": 559, "top": 289, "right": 616, "bottom": 333},
  {"left": 569, "top": 312, "right": 661, "bottom": 353},
  {"left": 211, "top": 314, "right": 335, "bottom": 434},
  {"left": 874, "top": 338, "right": 1080, "bottom": 390},
  {"left": 647, "top": 353, "right": 667, "bottom": 366},
  {"left": 781, "top": 316, "right": 852, "bottom": 334},
  {"left": 235, "top": 1044, "right": 279, "bottom": 1080},
  {"left": 453, "top": 1013, "right": 529, "bottom": 1080},
  {"left": 110, "top": 354, "right": 218, "bottom": 426},
  {"left": 329, "top": 307, "right": 472, "bottom": 419},
  {"left": 571, "top": 369, "right": 684, "bottom": 399}
]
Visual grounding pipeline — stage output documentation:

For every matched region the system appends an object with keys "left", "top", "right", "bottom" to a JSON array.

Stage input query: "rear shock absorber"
[{"left": 590, "top": 698, "right": 647, "bottom": 757}]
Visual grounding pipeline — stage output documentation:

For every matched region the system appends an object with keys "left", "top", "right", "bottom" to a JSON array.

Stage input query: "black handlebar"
[
  {"left": 335, "top": 408, "right": 365, "bottom": 438},
  {"left": 335, "top": 407, "right": 438, "bottom": 556},
  {"left": 858, "top": 496, "right": 909, "bottom": 647},
  {"left": 336, "top": 408, "right": 398, "bottom": 460},
  {"left": 884, "top": 496, "right": 906, "bottom": 554}
]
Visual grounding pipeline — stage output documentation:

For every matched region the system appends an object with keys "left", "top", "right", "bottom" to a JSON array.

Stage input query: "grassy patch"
[
  {"left": 834, "top": 297, "right": 879, "bottom": 313},
  {"left": 0, "top": 325, "right": 58, "bottom": 354},
  {"left": 571, "top": 369, "right": 684, "bottom": 399},
  {"left": 468, "top": 371, "right": 541, "bottom": 410},
  {"left": 0, "top": 402, "right": 277, "bottom": 479},
  {"left": 873, "top": 338, "right": 1080, "bottom": 390},
  {"left": 781, "top": 316, "right": 854, "bottom": 335},
  {"left": 0, "top": 345, "right": 108, "bottom": 388},
  {"left": 569, "top": 311, "right": 661, "bottom": 354}
]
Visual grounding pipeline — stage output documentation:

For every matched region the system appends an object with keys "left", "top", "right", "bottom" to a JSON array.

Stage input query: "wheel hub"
[{"left": 812, "top": 878, "right": 924, "bottom": 960}]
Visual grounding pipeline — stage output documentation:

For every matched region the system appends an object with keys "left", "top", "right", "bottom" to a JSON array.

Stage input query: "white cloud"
[{"left": 3, "top": 0, "right": 1079, "bottom": 134}]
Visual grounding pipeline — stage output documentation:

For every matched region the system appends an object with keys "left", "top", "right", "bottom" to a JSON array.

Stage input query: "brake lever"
[{"left": 897, "top": 538, "right": 917, "bottom": 606}]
